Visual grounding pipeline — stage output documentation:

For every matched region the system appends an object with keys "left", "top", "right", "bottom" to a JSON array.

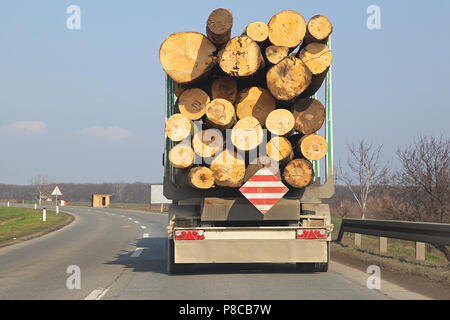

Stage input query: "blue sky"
[{"left": 0, "top": 0, "right": 449, "bottom": 184}]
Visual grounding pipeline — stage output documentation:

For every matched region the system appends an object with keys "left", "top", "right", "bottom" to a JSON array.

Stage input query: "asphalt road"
[{"left": 0, "top": 205, "right": 429, "bottom": 300}]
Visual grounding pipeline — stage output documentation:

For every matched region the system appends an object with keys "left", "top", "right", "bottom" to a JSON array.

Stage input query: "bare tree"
[
  {"left": 112, "top": 182, "right": 128, "bottom": 202},
  {"left": 30, "top": 174, "right": 53, "bottom": 205},
  {"left": 337, "top": 139, "right": 388, "bottom": 219},
  {"left": 394, "top": 135, "right": 449, "bottom": 261}
]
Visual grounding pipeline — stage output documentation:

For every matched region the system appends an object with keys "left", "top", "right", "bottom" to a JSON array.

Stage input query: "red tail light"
[
  {"left": 297, "top": 229, "right": 326, "bottom": 239},
  {"left": 174, "top": 230, "right": 204, "bottom": 240}
]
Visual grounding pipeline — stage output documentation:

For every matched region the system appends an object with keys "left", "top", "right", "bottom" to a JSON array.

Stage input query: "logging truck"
[{"left": 161, "top": 9, "right": 335, "bottom": 274}]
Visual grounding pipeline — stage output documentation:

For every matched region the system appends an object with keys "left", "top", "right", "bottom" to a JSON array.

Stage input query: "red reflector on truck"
[
  {"left": 297, "top": 229, "right": 326, "bottom": 239},
  {"left": 174, "top": 230, "right": 204, "bottom": 240}
]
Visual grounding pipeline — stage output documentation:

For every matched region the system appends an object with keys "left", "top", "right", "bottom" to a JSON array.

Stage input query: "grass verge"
[{"left": 0, "top": 207, "right": 73, "bottom": 247}]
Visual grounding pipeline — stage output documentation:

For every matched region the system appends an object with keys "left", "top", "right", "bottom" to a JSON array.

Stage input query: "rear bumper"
[{"left": 174, "top": 238, "right": 328, "bottom": 263}]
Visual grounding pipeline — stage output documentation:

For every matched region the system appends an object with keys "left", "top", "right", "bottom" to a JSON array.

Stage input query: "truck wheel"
[{"left": 167, "top": 238, "right": 195, "bottom": 275}]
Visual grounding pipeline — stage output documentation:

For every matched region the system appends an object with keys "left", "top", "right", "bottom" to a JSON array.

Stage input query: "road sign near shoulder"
[
  {"left": 150, "top": 185, "right": 172, "bottom": 204},
  {"left": 51, "top": 186, "right": 62, "bottom": 196}
]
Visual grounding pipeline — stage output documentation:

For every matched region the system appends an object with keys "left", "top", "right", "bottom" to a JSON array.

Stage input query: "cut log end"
[
  {"left": 178, "top": 88, "right": 210, "bottom": 120},
  {"left": 169, "top": 143, "right": 195, "bottom": 169},
  {"left": 205, "top": 98, "right": 236, "bottom": 130},
  {"left": 245, "top": 21, "right": 269, "bottom": 43},
  {"left": 210, "top": 150, "right": 246, "bottom": 187},
  {"left": 298, "top": 134, "right": 328, "bottom": 160},
  {"left": 265, "top": 45, "right": 289, "bottom": 65},
  {"left": 306, "top": 15, "right": 333, "bottom": 42},
  {"left": 267, "top": 136, "right": 294, "bottom": 163},
  {"left": 211, "top": 77, "right": 238, "bottom": 104},
  {"left": 219, "top": 36, "right": 265, "bottom": 77},
  {"left": 268, "top": 10, "right": 306, "bottom": 48},
  {"left": 165, "top": 113, "right": 193, "bottom": 142},
  {"left": 206, "top": 8, "right": 233, "bottom": 45},
  {"left": 192, "top": 128, "right": 224, "bottom": 158},
  {"left": 266, "top": 56, "right": 312, "bottom": 101},
  {"left": 265, "top": 109, "right": 295, "bottom": 136},
  {"left": 231, "top": 116, "right": 264, "bottom": 151},
  {"left": 283, "top": 159, "right": 314, "bottom": 188},
  {"left": 188, "top": 166, "right": 215, "bottom": 189},
  {"left": 291, "top": 98, "right": 325, "bottom": 134},
  {"left": 235, "top": 87, "right": 276, "bottom": 126},
  {"left": 160, "top": 32, "right": 217, "bottom": 84},
  {"left": 298, "top": 42, "right": 332, "bottom": 75}
]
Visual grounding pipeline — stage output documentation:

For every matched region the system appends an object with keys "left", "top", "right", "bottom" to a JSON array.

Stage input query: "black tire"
[
  {"left": 296, "top": 242, "right": 329, "bottom": 273},
  {"left": 167, "top": 238, "right": 195, "bottom": 275}
]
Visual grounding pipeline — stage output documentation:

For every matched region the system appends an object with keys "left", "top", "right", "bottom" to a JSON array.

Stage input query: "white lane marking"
[
  {"left": 134, "top": 221, "right": 139, "bottom": 224},
  {"left": 140, "top": 226, "right": 147, "bottom": 229},
  {"left": 120, "top": 215, "right": 125, "bottom": 218},
  {"left": 143, "top": 233, "right": 149, "bottom": 238},
  {"left": 128, "top": 218, "right": 133, "bottom": 220},
  {"left": 85, "top": 287, "right": 109, "bottom": 300},
  {"left": 131, "top": 248, "right": 144, "bottom": 258}
]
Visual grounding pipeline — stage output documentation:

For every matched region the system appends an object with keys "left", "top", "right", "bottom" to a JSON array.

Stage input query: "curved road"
[{"left": 0, "top": 205, "right": 429, "bottom": 300}]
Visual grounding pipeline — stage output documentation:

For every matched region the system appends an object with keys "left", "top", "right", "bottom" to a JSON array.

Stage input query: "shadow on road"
[{"left": 105, "top": 236, "right": 323, "bottom": 276}]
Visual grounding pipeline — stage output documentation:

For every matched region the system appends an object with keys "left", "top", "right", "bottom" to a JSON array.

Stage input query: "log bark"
[
  {"left": 178, "top": 88, "right": 210, "bottom": 120},
  {"left": 159, "top": 32, "right": 217, "bottom": 84},
  {"left": 283, "top": 159, "right": 314, "bottom": 188},
  {"left": 169, "top": 143, "right": 195, "bottom": 169},
  {"left": 165, "top": 113, "right": 193, "bottom": 142},
  {"left": 244, "top": 156, "right": 281, "bottom": 182},
  {"left": 291, "top": 98, "right": 325, "bottom": 134},
  {"left": 266, "top": 136, "right": 294, "bottom": 164},
  {"left": 231, "top": 116, "right": 264, "bottom": 151},
  {"left": 267, "top": 10, "right": 307, "bottom": 48},
  {"left": 205, "top": 98, "right": 236, "bottom": 130},
  {"left": 303, "top": 15, "right": 333, "bottom": 45},
  {"left": 297, "top": 67, "right": 328, "bottom": 99},
  {"left": 210, "top": 149, "right": 246, "bottom": 187},
  {"left": 265, "top": 45, "right": 289, "bottom": 65},
  {"left": 206, "top": 8, "right": 233, "bottom": 45},
  {"left": 188, "top": 166, "right": 215, "bottom": 189},
  {"left": 266, "top": 56, "right": 312, "bottom": 101},
  {"left": 297, "top": 134, "right": 328, "bottom": 160},
  {"left": 192, "top": 128, "right": 224, "bottom": 158},
  {"left": 265, "top": 109, "right": 295, "bottom": 136},
  {"left": 243, "top": 21, "right": 269, "bottom": 44},
  {"left": 235, "top": 87, "right": 276, "bottom": 126},
  {"left": 219, "top": 36, "right": 265, "bottom": 78},
  {"left": 174, "top": 81, "right": 189, "bottom": 97},
  {"left": 211, "top": 77, "right": 238, "bottom": 104},
  {"left": 298, "top": 42, "right": 332, "bottom": 75}
]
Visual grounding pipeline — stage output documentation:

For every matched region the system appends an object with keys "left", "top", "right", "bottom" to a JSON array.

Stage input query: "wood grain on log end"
[
  {"left": 265, "top": 109, "right": 295, "bottom": 136},
  {"left": 178, "top": 88, "right": 210, "bottom": 120},
  {"left": 165, "top": 113, "right": 193, "bottom": 142},
  {"left": 245, "top": 21, "right": 269, "bottom": 43},
  {"left": 219, "top": 36, "right": 265, "bottom": 77},
  {"left": 169, "top": 143, "right": 195, "bottom": 169},
  {"left": 206, "top": 8, "right": 233, "bottom": 45},
  {"left": 266, "top": 56, "right": 312, "bottom": 101},
  {"left": 298, "top": 42, "right": 332, "bottom": 75},
  {"left": 298, "top": 134, "right": 328, "bottom": 160},
  {"left": 210, "top": 149, "right": 246, "bottom": 187},
  {"left": 192, "top": 128, "right": 224, "bottom": 158},
  {"left": 283, "top": 158, "right": 314, "bottom": 188},
  {"left": 306, "top": 14, "right": 333, "bottom": 43},
  {"left": 291, "top": 98, "right": 325, "bottom": 134},
  {"left": 235, "top": 86, "right": 276, "bottom": 126},
  {"left": 268, "top": 10, "right": 307, "bottom": 48},
  {"left": 265, "top": 45, "right": 289, "bottom": 65},
  {"left": 231, "top": 116, "right": 264, "bottom": 151},
  {"left": 188, "top": 166, "right": 215, "bottom": 189},
  {"left": 160, "top": 32, "right": 217, "bottom": 84},
  {"left": 205, "top": 98, "right": 236, "bottom": 130},
  {"left": 211, "top": 77, "right": 238, "bottom": 104},
  {"left": 267, "top": 136, "right": 294, "bottom": 164}
]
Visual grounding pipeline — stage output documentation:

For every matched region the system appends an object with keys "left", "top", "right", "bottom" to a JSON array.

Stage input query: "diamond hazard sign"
[{"left": 239, "top": 168, "right": 289, "bottom": 214}]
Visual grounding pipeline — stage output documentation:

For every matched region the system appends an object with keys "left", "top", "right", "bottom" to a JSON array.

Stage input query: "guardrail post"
[
  {"left": 379, "top": 237, "right": 387, "bottom": 253},
  {"left": 7, "top": 201, "right": 10, "bottom": 207},
  {"left": 415, "top": 242, "right": 425, "bottom": 260},
  {"left": 355, "top": 233, "right": 361, "bottom": 247}
]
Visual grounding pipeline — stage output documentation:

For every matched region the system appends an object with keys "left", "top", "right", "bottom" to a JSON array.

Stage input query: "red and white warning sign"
[{"left": 239, "top": 168, "right": 289, "bottom": 214}]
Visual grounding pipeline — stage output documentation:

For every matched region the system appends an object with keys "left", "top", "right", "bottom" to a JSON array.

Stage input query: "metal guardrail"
[{"left": 336, "top": 218, "right": 450, "bottom": 246}]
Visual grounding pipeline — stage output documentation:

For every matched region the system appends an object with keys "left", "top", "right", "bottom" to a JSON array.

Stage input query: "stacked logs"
[{"left": 160, "top": 9, "right": 332, "bottom": 190}]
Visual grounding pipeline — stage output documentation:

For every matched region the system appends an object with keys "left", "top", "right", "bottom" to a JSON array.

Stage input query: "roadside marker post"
[
  {"left": 34, "top": 203, "right": 37, "bottom": 210},
  {"left": 43, "top": 208, "right": 47, "bottom": 222},
  {"left": 7, "top": 201, "right": 9, "bottom": 207},
  {"left": 56, "top": 206, "right": 59, "bottom": 214}
]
